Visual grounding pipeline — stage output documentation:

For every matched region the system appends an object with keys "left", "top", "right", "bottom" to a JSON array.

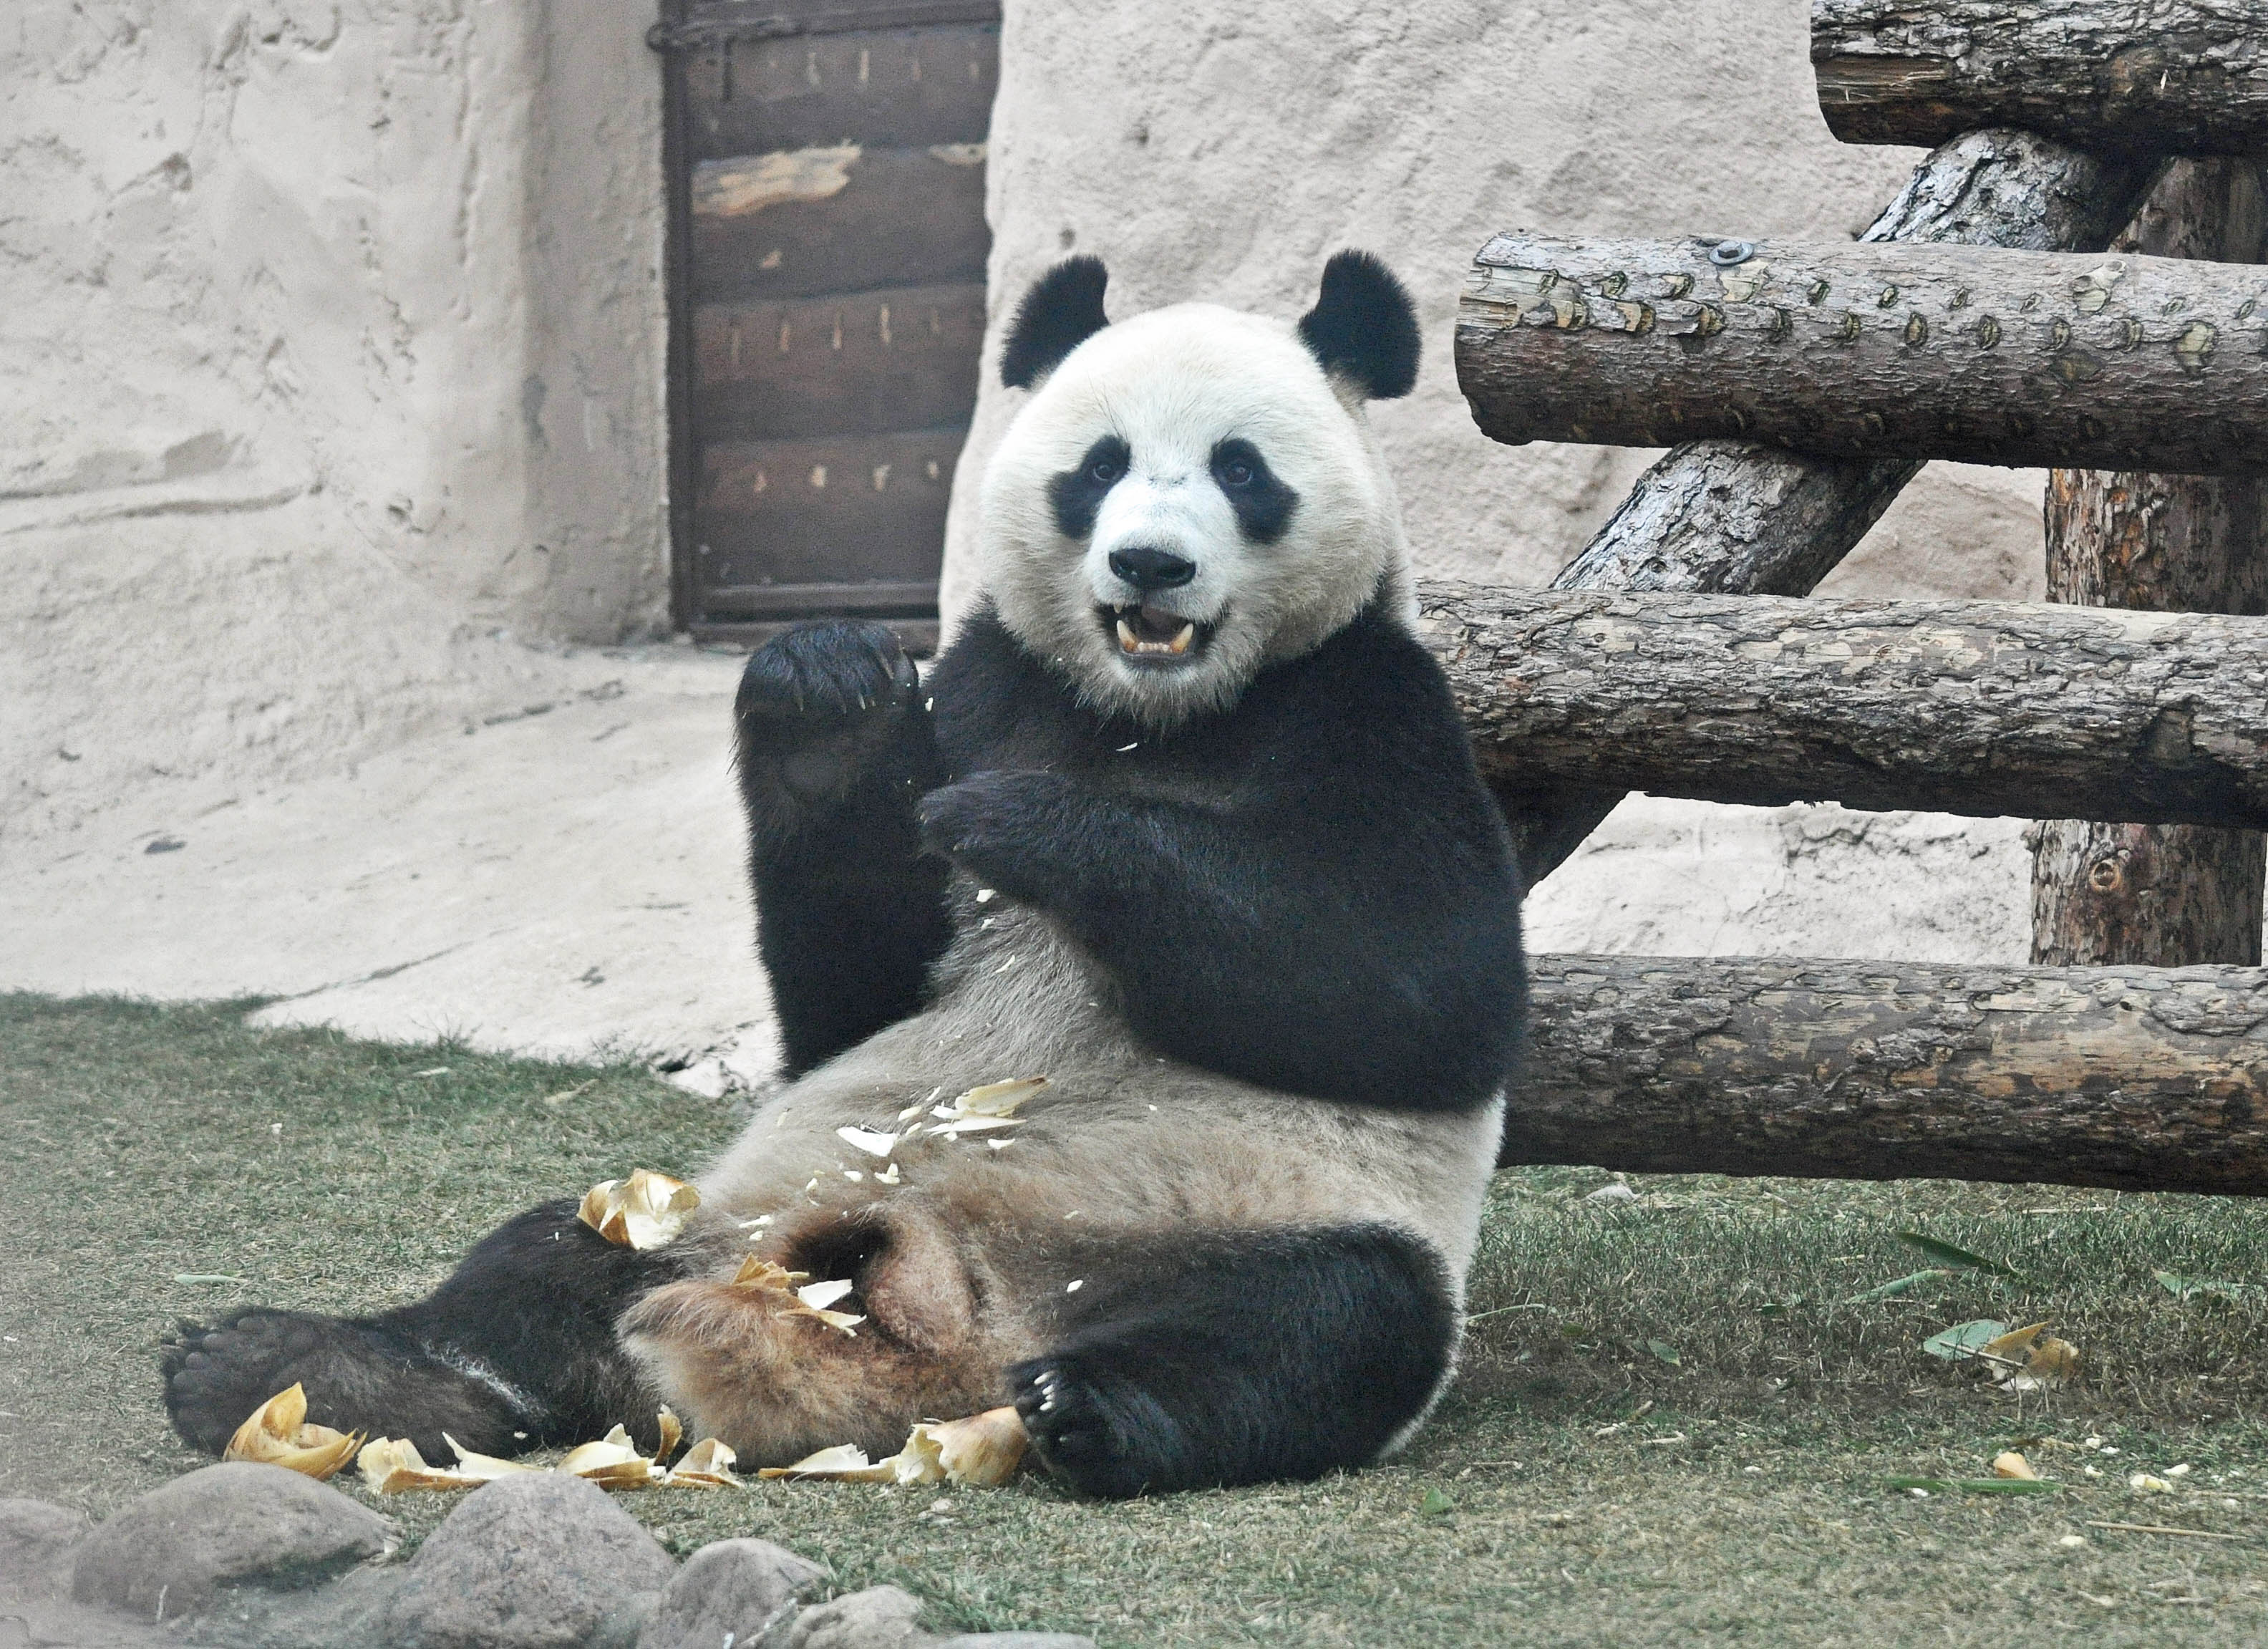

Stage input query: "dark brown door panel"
[
  {"left": 691, "top": 145, "right": 989, "bottom": 300},
  {"left": 685, "top": 22, "right": 998, "bottom": 158},
  {"left": 692, "top": 280, "right": 986, "bottom": 441},
  {"left": 695, "top": 427, "right": 964, "bottom": 589}
]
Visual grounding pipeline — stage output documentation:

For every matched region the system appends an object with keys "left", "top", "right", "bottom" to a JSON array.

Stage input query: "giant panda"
[{"left": 162, "top": 251, "right": 1527, "bottom": 1498}]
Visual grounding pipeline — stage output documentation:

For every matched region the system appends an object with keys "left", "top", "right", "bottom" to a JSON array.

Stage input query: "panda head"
[{"left": 977, "top": 251, "right": 1422, "bottom": 727}]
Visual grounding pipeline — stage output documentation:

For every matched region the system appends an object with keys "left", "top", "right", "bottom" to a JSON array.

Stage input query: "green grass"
[{"left": 6, "top": 992, "right": 2268, "bottom": 1645}]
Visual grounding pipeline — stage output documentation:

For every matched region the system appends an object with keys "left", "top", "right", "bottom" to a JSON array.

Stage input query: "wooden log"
[
  {"left": 1813, "top": 0, "right": 2268, "bottom": 157},
  {"left": 1513, "top": 954, "right": 2268, "bottom": 1192},
  {"left": 1511, "top": 130, "right": 2163, "bottom": 887},
  {"left": 1420, "top": 582, "right": 2268, "bottom": 830},
  {"left": 2034, "top": 158, "right": 2268, "bottom": 969},
  {"left": 1456, "top": 233, "right": 2268, "bottom": 477},
  {"left": 1545, "top": 132, "right": 2163, "bottom": 599}
]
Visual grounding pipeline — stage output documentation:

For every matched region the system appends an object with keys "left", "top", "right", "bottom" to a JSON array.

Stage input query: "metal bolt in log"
[
  {"left": 1516, "top": 954, "right": 2268, "bottom": 1191},
  {"left": 1418, "top": 582, "right": 2268, "bottom": 831},
  {"left": 1456, "top": 233, "right": 2268, "bottom": 476},
  {"left": 1813, "top": 0, "right": 2268, "bottom": 157},
  {"left": 1506, "top": 130, "right": 2161, "bottom": 887},
  {"left": 2033, "top": 158, "right": 2268, "bottom": 969}
]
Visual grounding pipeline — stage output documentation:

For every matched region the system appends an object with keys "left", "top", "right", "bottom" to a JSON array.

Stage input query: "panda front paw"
[
  {"left": 916, "top": 770, "right": 1073, "bottom": 885},
  {"left": 736, "top": 622, "right": 923, "bottom": 813},
  {"left": 1009, "top": 1353, "right": 1192, "bottom": 1499}
]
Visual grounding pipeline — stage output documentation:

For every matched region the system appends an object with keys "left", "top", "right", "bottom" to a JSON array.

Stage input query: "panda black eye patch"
[
  {"left": 1048, "top": 435, "right": 1133, "bottom": 540},
  {"left": 1209, "top": 438, "right": 1297, "bottom": 543}
]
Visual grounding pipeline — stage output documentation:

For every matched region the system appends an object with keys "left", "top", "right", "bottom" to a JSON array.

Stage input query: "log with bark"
[
  {"left": 1456, "top": 233, "right": 2268, "bottom": 476},
  {"left": 2034, "top": 158, "right": 2268, "bottom": 970},
  {"left": 1813, "top": 0, "right": 2268, "bottom": 157},
  {"left": 1418, "top": 582, "right": 2268, "bottom": 831},
  {"left": 1513, "top": 954, "right": 2268, "bottom": 1191},
  {"left": 1510, "top": 130, "right": 2161, "bottom": 886}
]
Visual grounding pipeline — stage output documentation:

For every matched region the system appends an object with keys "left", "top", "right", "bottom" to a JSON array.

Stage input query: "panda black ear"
[
  {"left": 999, "top": 256, "right": 1110, "bottom": 390},
  {"left": 1297, "top": 250, "right": 1420, "bottom": 400}
]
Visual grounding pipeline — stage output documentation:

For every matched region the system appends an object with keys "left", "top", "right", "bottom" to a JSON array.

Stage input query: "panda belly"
[{"left": 622, "top": 900, "right": 1501, "bottom": 1466}]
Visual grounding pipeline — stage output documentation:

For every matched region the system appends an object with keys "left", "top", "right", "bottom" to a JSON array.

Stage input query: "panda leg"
[
  {"left": 1009, "top": 1224, "right": 1455, "bottom": 1499},
  {"left": 163, "top": 1200, "right": 684, "bottom": 1461},
  {"left": 736, "top": 622, "right": 952, "bottom": 1077}
]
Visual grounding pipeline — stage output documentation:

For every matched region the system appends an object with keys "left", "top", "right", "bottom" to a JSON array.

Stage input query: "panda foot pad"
[
  {"left": 1011, "top": 1356, "right": 1178, "bottom": 1500},
  {"left": 162, "top": 1308, "right": 377, "bottom": 1456}
]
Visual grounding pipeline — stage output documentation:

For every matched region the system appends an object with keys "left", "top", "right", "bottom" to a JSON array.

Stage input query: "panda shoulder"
[
  {"left": 1295, "top": 599, "right": 1465, "bottom": 735},
  {"left": 926, "top": 601, "right": 1059, "bottom": 760}
]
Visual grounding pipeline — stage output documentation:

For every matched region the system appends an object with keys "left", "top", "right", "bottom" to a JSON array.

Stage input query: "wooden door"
[{"left": 654, "top": 0, "right": 1002, "bottom": 648}]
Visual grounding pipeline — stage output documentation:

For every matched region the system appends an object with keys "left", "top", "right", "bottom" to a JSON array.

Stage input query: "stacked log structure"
[
  {"left": 1491, "top": 130, "right": 2160, "bottom": 885},
  {"left": 1443, "top": 0, "right": 2268, "bottom": 1191},
  {"left": 2032, "top": 159, "right": 2268, "bottom": 969},
  {"left": 1419, "top": 585, "right": 2268, "bottom": 831},
  {"left": 1813, "top": 0, "right": 2268, "bottom": 156}
]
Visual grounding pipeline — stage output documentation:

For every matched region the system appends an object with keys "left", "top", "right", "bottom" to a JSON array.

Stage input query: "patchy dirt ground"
[{"left": 6, "top": 994, "right": 2265, "bottom": 1646}]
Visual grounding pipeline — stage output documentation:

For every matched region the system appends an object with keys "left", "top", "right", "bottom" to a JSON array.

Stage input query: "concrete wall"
[
  {"left": 1, "top": 0, "right": 669, "bottom": 840},
  {"left": 940, "top": 0, "right": 2049, "bottom": 965}
]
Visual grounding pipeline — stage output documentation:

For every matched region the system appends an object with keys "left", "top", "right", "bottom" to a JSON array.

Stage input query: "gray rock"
[
  {"left": 0, "top": 1499, "right": 94, "bottom": 1596},
  {"left": 638, "top": 1539, "right": 824, "bottom": 1649},
  {"left": 182, "top": 1564, "right": 412, "bottom": 1649},
  {"left": 69, "top": 1463, "right": 390, "bottom": 1619},
  {"left": 934, "top": 1638, "right": 1096, "bottom": 1648},
  {"left": 376, "top": 1473, "right": 676, "bottom": 1649},
  {"left": 591, "top": 1587, "right": 664, "bottom": 1649},
  {"left": 788, "top": 1585, "right": 926, "bottom": 1649}
]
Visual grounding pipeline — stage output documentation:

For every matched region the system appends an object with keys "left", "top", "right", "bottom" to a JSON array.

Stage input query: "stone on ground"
[
  {"left": 0, "top": 1498, "right": 92, "bottom": 1595},
  {"left": 69, "top": 1461, "right": 389, "bottom": 1617},
  {"left": 376, "top": 1473, "right": 675, "bottom": 1648},
  {"left": 637, "top": 1537, "right": 824, "bottom": 1649},
  {"left": 788, "top": 1585, "right": 928, "bottom": 1649}
]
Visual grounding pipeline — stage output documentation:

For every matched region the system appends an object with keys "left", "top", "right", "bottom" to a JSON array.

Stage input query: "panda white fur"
[{"left": 163, "top": 253, "right": 1527, "bottom": 1497}]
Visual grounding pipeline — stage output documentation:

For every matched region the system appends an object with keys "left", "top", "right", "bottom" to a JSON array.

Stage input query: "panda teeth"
[{"left": 1113, "top": 611, "right": 1200, "bottom": 658}]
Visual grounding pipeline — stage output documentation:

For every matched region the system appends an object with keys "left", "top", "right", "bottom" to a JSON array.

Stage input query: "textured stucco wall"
[
  {"left": 939, "top": 0, "right": 2047, "bottom": 964},
  {"left": 2, "top": 0, "right": 669, "bottom": 839}
]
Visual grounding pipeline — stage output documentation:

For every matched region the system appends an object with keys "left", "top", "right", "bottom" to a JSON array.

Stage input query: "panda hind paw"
[
  {"left": 161, "top": 1307, "right": 379, "bottom": 1456},
  {"left": 1009, "top": 1355, "right": 1185, "bottom": 1500}
]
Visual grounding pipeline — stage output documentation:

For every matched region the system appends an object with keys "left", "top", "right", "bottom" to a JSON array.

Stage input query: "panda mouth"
[{"left": 1104, "top": 603, "right": 1213, "bottom": 662}]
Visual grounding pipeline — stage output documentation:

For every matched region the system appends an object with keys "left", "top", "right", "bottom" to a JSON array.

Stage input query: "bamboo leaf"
[
  {"left": 1920, "top": 1319, "right": 2007, "bottom": 1360},
  {"left": 1844, "top": 1269, "right": 1948, "bottom": 1304},
  {"left": 1894, "top": 1232, "right": 2018, "bottom": 1277}
]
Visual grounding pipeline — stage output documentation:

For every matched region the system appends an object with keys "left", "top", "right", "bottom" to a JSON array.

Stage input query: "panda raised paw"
[{"left": 735, "top": 621, "right": 924, "bottom": 806}]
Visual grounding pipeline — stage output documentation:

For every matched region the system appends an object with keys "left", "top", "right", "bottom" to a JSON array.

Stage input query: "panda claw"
[{"left": 735, "top": 621, "right": 916, "bottom": 729}]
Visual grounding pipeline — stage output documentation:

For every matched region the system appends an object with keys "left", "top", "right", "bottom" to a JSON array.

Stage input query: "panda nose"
[{"left": 1108, "top": 546, "right": 1196, "bottom": 591}]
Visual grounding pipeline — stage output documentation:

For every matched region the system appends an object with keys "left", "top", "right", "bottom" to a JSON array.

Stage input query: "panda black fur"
[{"left": 161, "top": 252, "right": 1526, "bottom": 1498}]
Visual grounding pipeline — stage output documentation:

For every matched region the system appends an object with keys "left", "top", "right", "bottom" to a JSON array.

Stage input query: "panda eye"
[
  {"left": 1219, "top": 459, "right": 1254, "bottom": 487},
  {"left": 1087, "top": 454, "right": 1123, "bottom": 485}
]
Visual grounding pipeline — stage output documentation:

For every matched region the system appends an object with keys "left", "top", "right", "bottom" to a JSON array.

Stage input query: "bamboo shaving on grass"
[
  {"left": 758, "top": 1407, "right": 1028, "bottom": 1488},
  {"left": 357, "top": 1406, "right": 748, "bottom": 1494},
  {"left": 220, "top": 1383, "right": 363, "bottom": 1481}
]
